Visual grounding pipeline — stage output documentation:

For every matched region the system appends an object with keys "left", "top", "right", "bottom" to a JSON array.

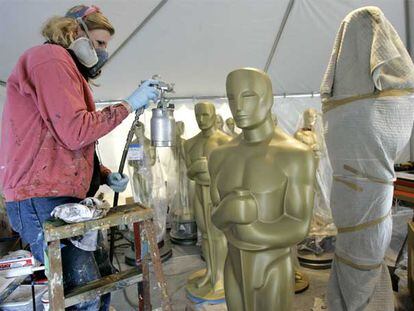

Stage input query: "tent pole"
[
  {"left": 263, "top": 0, "right": 295, "bottom": 72},
  {"left": 95, "top": 92, "right": 321, "bottom": 107},
  {"left": 106, "top": 0, "right": 169, "bottom": 65},
  {"left": 405, "top": 0, "right": 413, "bottom": 58}
]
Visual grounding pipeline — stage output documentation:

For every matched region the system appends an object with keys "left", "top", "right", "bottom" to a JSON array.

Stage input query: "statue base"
[
  {"left": 186, "top": 268, "right": 225, "bottom": 303},
  {"left": 124, "top": 238, "right": 173, "bottom": 268},
  {"left": 295, "top": 270, "right": 310, "bottom": 294},
  {"left": 170, "top": 220, "right": 197, "bottom": 245},
  {"left": 298, "top": 235, "right": 335, "bottom": 270}
]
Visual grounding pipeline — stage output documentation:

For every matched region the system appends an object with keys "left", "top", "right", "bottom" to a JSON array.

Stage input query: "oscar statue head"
[
  {"left": 215, "top": 114, "right": 224, "bottom": 131},
  {"left": 303, "top": 108, "right": 317, "bottom": 129},
  {"left": 176, "top": 121, "right": 185, "bottom": 137},
  {"left": 226, "top": 68, "right": 273, "bottom": 129},
  {"left": 195, "top": 102, "right": 216, "bottom": 131},
  {"left": 225, "top": 117, "right": 235, "bottom": 132}
]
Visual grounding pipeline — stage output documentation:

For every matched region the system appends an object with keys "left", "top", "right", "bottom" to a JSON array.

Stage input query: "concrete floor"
[{"left": 110, "top": 239, "right": 412, "bottom": 311}]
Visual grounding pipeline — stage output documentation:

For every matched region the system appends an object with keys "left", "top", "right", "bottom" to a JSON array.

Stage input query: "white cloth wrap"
[
  {"left": 324, "top": 95, "right": 414, "bottom": 310},
  {"left": 320, "top": 7, "right": 414, "bottom": 103}
]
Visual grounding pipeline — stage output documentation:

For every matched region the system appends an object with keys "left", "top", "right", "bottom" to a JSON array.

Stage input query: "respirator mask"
[{"left": 66, "top": 6, "right": 108, "bottom": 79}]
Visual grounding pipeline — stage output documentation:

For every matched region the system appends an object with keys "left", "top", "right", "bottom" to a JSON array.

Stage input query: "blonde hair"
[{"left": 41, "top": 5, "right": 115, "bottom": 48}]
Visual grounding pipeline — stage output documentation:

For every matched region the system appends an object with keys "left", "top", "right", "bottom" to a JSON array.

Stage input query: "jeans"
[{"left": 6, "top": 197, "right": 112, "bottom": 311}]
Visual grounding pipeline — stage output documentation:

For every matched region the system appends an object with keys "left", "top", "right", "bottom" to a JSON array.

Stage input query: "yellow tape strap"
[
  {"left": 343, "top": 165, "right": 394, "bottom": 186},
  {"left": 322, "top": 88, "right": 414, "bottom": 113},
  {"left": 335, "top": 254, "right": 382, "bottom": 271},
  {"left": 333, "top": 176, "right": 364, "bottom": 192},
  {"left": 337, "top": 210, "right": 391, "bottom": 234}
]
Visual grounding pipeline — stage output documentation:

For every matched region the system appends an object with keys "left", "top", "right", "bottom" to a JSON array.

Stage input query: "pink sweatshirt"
[{"left": 0, "top": 44, "right": 129, "bottom": 202}]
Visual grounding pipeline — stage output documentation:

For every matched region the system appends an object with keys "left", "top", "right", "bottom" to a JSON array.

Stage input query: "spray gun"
[
  {"left": 110, "top": 75, "right": 176, "bottom": 262},
  {"left": 147, "top": 75, "right": 176, "bottom": 147}
]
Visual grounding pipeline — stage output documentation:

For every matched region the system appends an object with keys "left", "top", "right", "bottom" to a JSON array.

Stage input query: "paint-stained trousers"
[{"left": 6, "top": 197, "right": 112, "bottom": 311}]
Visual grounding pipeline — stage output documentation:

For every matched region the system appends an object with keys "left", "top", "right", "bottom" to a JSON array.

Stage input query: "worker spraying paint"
[{"left": 0, "top": 5, "right": 160, "bottom": 310}]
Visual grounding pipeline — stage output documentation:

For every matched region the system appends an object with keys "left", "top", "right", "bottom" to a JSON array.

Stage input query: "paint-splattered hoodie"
[{"left": 0, "top": 44, "right": 129, "bottom": 202}]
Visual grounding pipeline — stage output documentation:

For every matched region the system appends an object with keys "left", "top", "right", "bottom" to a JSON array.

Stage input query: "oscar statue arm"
[
  {"left": 183, "top": 140, "right": 194, "bottom": 179},
  {"left": 209, "top": 150, "right": 258, "bottom": 230},
  {"left": 179, "top": 138, "right": 187, "bottom": 162},
  {"left": 187, "top": 157, "right": 210, "bottom": 185},
  {"left": 232, "top": 148, "right": 315, "bottom": 249},
  {"left": 209, "top": 154, "right": 224, "bottom": 226},
  {"left": 149, "top": 145, "right": 156, "bottom": 166}
]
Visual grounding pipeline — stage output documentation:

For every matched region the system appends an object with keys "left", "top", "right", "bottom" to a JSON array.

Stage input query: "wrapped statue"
[
  {"left": 295, "top": 108, "right": 336, "bottom": 243},
  {"left": 210, "top": 68, "right": 315, "bottom": 311},
  {"left": 127, "top": 122, "right": 167, "bottom": 244},
  {"left": 170, "top": 121, "right": 197, "bottom": 245},
  {"left": 156, "top": 146, "right": 178, "bottom": 232},
  {"left": 184, "top": 102, "right": 231, "bottom": 302},
  {"left": 321, "top": 7, "right": 414, "bottom": 310},
  {"left": 128, "top": 122, "right": 155, "bottom": 207}
]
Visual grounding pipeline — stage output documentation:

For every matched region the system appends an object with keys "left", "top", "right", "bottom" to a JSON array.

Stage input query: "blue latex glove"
[
  {"left": 125, "top": 79, "right": 160, "bottom": 111},
  {"left": 107, "top": 172, "right": 129, "bottom": 193}
]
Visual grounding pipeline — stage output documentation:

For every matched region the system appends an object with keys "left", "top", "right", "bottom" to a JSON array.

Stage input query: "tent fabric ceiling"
[{"left": 0, "top": 0, "right": 410, "bottom": 101}]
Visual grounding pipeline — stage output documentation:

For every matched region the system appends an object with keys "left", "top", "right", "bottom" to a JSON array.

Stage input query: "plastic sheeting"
[
  {"left": 156, "top": 147, "right": 178, "bottom": 229},
  {"left": 127, "top": 128, "right": 168, "bottom": 243},
  {"left": 151, "top": 154, "right": 169, "bottom": 242},
  {"left": 127, "top": 125, "right": 155, "bottom": 207},
  {"left": 170, "top": 129, "right": 197, "bottom": 241},
  {"left": 294, "top": 110, "right": 335, "bottom": 237},
  {"left": 325, "top": 95, "right": 414, "bottom": 311}
]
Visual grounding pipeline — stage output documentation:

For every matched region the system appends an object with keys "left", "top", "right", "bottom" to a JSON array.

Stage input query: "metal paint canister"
[{"left": 150, "top": 107, "right": 176, "bottom": 147}]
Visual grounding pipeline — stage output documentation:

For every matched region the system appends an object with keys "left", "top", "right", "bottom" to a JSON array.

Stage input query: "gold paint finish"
[
  {"left": 184, "top": 102, "right": 231, "bottom": 301},
  {"left": 210, "top": 68, "right": 316, "bottom": 310}
]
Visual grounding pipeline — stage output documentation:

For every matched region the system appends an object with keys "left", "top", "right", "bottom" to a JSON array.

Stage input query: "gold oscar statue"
[
  {"left": 184, "top": 102, "right": 232, "bottom": 302},
  {"left": 128, "top": 121, "right": 156, "bottom": 206},
  {"left": 170, "top": 121, "right": 198, "bottom": 244},
  {"left": 293, "top": 108, "right": 321, "bottom": 293},
  {"left": 215, "top": 114, "right": 225, "bottom": 133},
  {"left": 225, "top": 117, "right": 238, "bottom": 138},
  {"left": 294, "top": 108, "right": 321, "bottom": 164},
  {"left": 210, "top": 68, "right": 316, "bottom": 311}
]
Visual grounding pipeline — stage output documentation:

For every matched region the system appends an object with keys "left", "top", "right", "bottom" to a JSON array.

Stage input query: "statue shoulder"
[
  {"left": 209, "top": 144, "right": 233, "bottom": 174},
  {"left": 211, "top": 130, "right": 232, "bottom": 144},
  {"left": 184, "top": 133, "right": 201, "bottom": 151},
  {"left": 219, "top": 131, "right": 232, "bottom": 143},
  {"left": 294, "top": 130, "right": 304, "bottom": 140},
  {"left": 275, "top": 137, "right": 315, "bottom": 180},
  {"left": 271, "top": 131, "right": 313, "bottom": 163}
]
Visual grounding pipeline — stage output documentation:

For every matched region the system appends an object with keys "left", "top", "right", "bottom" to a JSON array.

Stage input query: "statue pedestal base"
[
  {"left": 170, "top": 220, "right": 197, "bottom": 245},
  {"left": 186, "top": 269, "right": 225, "bottom": 303},
  {"left": 124, "top": 238, "right": 173, "bottom": 268},
  {"left": 295, "top": 270, "right": 310, "bottom": 294},
  {"left": 298, "top": 235, "right": 335, "bottom": 270}
]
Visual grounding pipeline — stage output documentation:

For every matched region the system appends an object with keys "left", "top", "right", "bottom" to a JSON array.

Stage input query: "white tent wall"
[
  {"left": 268, "top": 0, "right": 407, "bottom": 94},
  {"left": 83, "top": 0, "right": 409, "bottom": 100},
  {"left": 0, "top": 0, "right": 410, "bottom": 99}
]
